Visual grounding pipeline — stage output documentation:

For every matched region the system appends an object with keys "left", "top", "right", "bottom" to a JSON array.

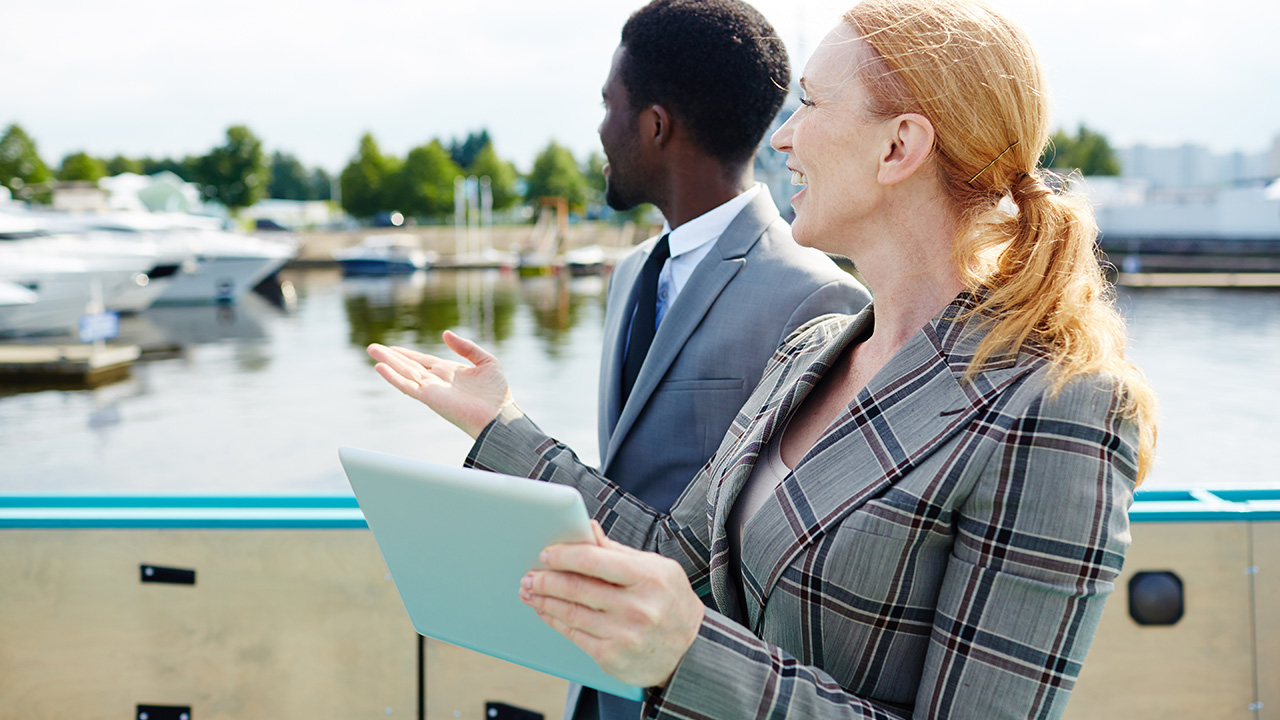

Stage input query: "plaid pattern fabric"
[{"left": 466, "top": 294, "right": 1139, "bottom": 719}]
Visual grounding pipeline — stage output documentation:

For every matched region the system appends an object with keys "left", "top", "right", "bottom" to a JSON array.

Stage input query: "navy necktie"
[{"left": 620, "top": 234, "right": 671, "bottom": 405}]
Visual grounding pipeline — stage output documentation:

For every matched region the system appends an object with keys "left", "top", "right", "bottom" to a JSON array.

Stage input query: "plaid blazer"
[{"left": 466, "top": 294, "right": 1139, "bottom": 719}]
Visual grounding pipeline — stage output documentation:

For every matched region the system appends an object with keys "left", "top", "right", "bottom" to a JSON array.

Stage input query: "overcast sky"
[{"left": 7, "top": 0, "right": 1278, "bottom": 173}]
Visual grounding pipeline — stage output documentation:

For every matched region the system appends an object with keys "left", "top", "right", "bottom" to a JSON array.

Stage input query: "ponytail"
[{"left": 957, "top": 172, "right": 1158, "bottom": 485}]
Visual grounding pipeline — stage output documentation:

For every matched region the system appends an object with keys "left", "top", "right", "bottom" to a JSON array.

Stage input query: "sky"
[{"left": 7, "top": 0, "right": 1279, "bottom": 174}]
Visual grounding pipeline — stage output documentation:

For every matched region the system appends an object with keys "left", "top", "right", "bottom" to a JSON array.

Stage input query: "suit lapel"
[
  {"left": 600, "top": 250, "right": 645, "bottom": 448},
  {"left": 603, "top": 194, "right": 780, "bottom": 469},
  {"left": 705, "top": 308, "right": 871, "bottom": 624},
  {"left": 721, "top": 297, "right": 1036, "bottom": 630}
]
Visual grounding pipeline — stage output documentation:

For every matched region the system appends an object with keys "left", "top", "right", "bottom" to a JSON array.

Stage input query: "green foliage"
[
  {"left": 1039, "top": 124, "right": 1121, "bottom": 176},
  {"left": 582, "top": 151, "right": 606, "bottom": 196},
  {"left": 0, "top": 124, "right": 54, "bottom": 202},
  {"left": 268, "top": 151, "right": 312, "bottom": 200},
  {"left": 467, "top": 142, "right": 520, "bottom": 211},
  {"left": 340, "top": 132, "right": 401, "bottom": 218},
  {"left": 525, "top": 141, "right": 588, "bottom": 210},
  {"left": 449, "top": 129, "right": 492, "bottom": 169},
  {"left": 105, "top": 155, "right": 143, "bottom": 176},
  {"left": 194, "top": 125, "right": 271, "bottom": 210},
  {"left": 394, "top": 140, "right": 461, "bottom": 219},
  {"left": 58, "top": 151, "right": 107, "bottom": 182},
  {"left": 309, "top": 167, "right": 333, "bottom": 201},
  {"left": 140, "top": 156, "right": 200, "bottom": 181}
]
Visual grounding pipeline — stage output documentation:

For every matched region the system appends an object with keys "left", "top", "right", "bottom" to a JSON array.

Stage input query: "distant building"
[
  {"left": 1117, "top": 138, "right": 1277, "bottom": 190},
  {"left": 52, "top": 181, "right": 108, "bottom": 213}
]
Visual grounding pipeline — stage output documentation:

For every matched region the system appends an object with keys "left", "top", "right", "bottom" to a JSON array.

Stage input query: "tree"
[
  {"left": 1040, "top": 124, "right": 1121, "bottom": 176},
  {"left": 308, "top": 168, "right": 333, "bottom": 201},
  {"left": 194, "top": 125, "right": 271, "bottom": 210},
  {"left": 105, "top": 155, "right": 143, "bottom": 176},
  {"left": 140, "top": 156, "right": 200, "bottom": 181},
  {"left": 394, "top": 140, "right": 462, "bottom": 219},
  {"left": 449, "top": 129, "right": 492, "bottom": 169},
  {"left": 0, "top": 124, "right": 54, "bottom": 202},
  {"left": 467, "top": 142, "right": 520, "bottom": 211},
  {"left": 268, "top": 151, "right": 312, "bottom": 200},
  {"left": 58, "top": 151, "right": 107, "bottom": 182},
  {"left": 583, "top": 151, "right": 606, "bottom": 197},
  {"left": 524, "top": 141, "right": 588, "bottom": 210},
  {"left": 340, "top": 132, "right": 400, "bottom": 218}
]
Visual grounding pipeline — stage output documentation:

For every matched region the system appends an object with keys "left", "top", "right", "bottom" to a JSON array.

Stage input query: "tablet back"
[{"left": 338, "top": 446, "right": 645, "bottom": 701}]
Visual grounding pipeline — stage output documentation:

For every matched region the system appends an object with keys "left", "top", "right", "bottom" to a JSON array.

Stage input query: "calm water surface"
[{"left": 1, "top": 269, "right": 1276, "bottom": 494}]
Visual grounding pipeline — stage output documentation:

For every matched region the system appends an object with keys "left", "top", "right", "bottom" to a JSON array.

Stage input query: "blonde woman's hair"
[{"left": 844, "top": 0, "right": 1157, "bottom": 483}]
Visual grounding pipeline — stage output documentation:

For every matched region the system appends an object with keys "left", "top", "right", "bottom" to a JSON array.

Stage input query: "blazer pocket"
[{"left": 661, "top": 378, "right": 745, "bottom": 391}]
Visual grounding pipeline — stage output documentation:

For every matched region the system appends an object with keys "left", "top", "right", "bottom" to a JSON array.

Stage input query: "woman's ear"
[{"left": 877, "top": 113, "right": 935, "bottom": 185}]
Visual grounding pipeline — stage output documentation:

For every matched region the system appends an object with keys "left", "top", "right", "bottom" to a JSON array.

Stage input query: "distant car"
[{"left": 255, "top": 218, "right": 291, "bottom": 232}]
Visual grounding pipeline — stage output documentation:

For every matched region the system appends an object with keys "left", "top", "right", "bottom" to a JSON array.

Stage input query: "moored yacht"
[
  {"left": 9, "top": 210, "right": 297, "bottom": 305},
  {"left": 0, "top": 214, "right": 174, "bottom": 313},
  {"left": 334, "top": 235, "right": 435, "bottom": 275},
  {"left": 0, "top": 249, "right": 148, "bottom": 337}
]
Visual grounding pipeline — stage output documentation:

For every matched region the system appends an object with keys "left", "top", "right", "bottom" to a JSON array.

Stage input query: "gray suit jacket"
[
  {"left": 597, "top": 191, "right": 869, "bottom": 512},
  {"left": 467, "top": 294, "right": 1138, "bottom": 719},
  {"left": 578, "top": 193, "right": 867, "bottom": 720}
]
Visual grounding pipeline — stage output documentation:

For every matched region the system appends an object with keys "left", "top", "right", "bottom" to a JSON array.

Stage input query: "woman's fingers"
[
  {"left": 541, "top": 543, "right": 638, "bottom": 587},
  {"left": 373, "top": 362, "right": 421, "bottom": 396},
  {"left": 367, "top": 344, "right": 424, "bottom": 379},
  {"left": 386, "top": 344, "right": 447, "bottom": 370},
  {"left": 522, "top": 567, "right": 624, "bottom": 612},
  {"left": 442, "top": 330, "right": 499, "bottom": 367}
]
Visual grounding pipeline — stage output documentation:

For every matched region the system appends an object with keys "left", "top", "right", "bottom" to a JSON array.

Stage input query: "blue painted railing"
[{"left": 1, "top": 488, "right": 1278, "bottom": 529}]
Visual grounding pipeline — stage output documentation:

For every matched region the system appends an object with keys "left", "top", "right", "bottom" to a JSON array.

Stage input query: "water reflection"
[
  {"left": 340, "top": 269, "right": 609, "bottom": 358},
  {"left": 8, "top": 271, "right": 1271, "bottom": 495}
]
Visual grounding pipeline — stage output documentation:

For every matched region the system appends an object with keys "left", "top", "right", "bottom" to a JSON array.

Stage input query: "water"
[{"left": 1, "top": 269, "right": 1277, "bottom": 494}]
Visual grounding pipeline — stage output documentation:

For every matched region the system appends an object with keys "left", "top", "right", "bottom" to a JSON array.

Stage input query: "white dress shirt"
[{"left": 653, "top": 183, "right": 762, "bottom": 326}]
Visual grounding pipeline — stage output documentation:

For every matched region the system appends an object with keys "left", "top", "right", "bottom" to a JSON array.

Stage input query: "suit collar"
[
  {"left": 602, "top": 193, "right": 781, "bottom": 469},
  {"left": 710, "top": 293, "right": 1042, "bottom": 628}
]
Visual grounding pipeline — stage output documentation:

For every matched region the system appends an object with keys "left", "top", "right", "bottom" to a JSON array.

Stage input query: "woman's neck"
[{"left": 854, "top": 204, "right": 964, "bottom": 359}]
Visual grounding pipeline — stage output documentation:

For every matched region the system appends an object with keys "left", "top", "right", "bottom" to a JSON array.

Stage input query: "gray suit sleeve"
[{"left": 465, "top": 408, "right": 715, "bottom": 594}]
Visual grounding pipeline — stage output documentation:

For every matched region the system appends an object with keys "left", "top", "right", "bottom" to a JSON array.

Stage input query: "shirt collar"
[{"left": 660, "top": 184, "right": 762, "bottom": 258}]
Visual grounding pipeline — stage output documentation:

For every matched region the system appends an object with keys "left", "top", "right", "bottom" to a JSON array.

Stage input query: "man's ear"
[
  {"left": 639, "top": 104, "right": 673, "bottom": 150},
  {"left": 877, "top": 113, "right": 934, "bottom": 185}
]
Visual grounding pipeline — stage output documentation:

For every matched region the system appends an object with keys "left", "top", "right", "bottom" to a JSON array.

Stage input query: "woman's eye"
[{"left": 799, "top": 96, "right": 815, "bottom": 107}]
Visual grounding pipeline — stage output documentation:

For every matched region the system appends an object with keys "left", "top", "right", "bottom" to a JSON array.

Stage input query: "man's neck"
[{"left": 656, "top": 160, "right": 754, "bottom": 229}]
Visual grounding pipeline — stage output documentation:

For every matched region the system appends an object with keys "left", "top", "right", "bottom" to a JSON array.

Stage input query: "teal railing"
[{"left": 1, "top": 488, "right": 1278, "bottom": 529}]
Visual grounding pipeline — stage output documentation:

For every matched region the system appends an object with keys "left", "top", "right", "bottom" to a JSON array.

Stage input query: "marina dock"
[{"left": 0, "top": 343, "right": 140, "bottom": 386}]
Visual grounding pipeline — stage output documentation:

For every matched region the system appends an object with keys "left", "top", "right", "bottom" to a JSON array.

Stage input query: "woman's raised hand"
[
  {"left": 367, "top": 331, "right": 515, "bottom": 439},
  {"left": 520, "top": 520, "right": 705, "bottom": 689}
]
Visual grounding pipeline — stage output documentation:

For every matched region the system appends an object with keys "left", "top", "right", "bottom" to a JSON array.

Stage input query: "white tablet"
[{"left": 338, "top": 446, "right": 645, "bottom": 701}]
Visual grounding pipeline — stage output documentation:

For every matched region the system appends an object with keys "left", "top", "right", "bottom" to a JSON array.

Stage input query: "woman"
[{"left": 368, "top": 1, "right": 1157, "bottom": 716}]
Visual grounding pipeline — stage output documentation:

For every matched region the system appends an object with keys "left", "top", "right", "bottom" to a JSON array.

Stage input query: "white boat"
[
  {"left": 334, "top": 235, "right": 435, "bottom": 275},
  {"left": 152, "top": 228, "right": 296, "bottom": 303},
  {"left": 0, "top": 214, "right": 172, "bottom": 313},
  {"left": 0, "top": 249, "right": 147, "bottom": 337},
  {"left": 0, "top": 281, "right": 37, "bottom": 308},
  {"left": 10, "top": 210, "right": 297, "bottom": 304}
]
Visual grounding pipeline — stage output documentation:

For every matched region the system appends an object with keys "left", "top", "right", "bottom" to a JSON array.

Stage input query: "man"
[{"left": 580, "top": 1, "right": 870, "bottom": 718}]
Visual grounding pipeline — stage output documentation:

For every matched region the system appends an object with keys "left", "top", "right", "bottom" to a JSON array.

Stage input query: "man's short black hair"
[{"left": 620, "top": 0, "right": 790, "bottom": 166}]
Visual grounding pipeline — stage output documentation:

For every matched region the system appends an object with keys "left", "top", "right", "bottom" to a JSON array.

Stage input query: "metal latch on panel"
[
  {"left": 140, "top": 564, "right": 196, "bottom": 585},
  {"left": 1128, "top": 570, "right": 1183, "bottom": 625},
  {"left": 485, "top": 702, "right": 543, "bottom": 720},
  {"left": 137, "top": 705, "right": 190, "bottom": 720}
]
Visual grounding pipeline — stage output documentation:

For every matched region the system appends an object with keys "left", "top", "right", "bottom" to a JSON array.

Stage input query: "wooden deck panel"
[{"left": 1066, "top": 522, "right": 1257, "bottom": 719}]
